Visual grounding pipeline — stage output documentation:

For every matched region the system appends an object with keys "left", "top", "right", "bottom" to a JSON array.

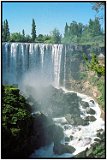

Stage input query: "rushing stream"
[{"left": 30, "top": 87, "right": 104, "bottom": 158}]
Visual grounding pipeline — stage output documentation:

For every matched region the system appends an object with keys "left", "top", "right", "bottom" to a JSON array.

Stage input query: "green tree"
[
  {"left": 77, "top": 23, "right": 83, "bottom": 37},
  {"left": 51, "top": 28, "right": 61, "bottom": 44},
  {"left": 43, "top": 34, "right": 53, "bottom": 43},
  {"left": 92, "top": 2, "right": 105, "bottom": 13},
  {"left": 5, "top": 19, "right": 10, "bottom": 41},
  {"left": 2, "top": 22, "right": 5, "bottom": 42},
  {"left": 3, "top": 19, "right": 10, "bottom": 42},
  {"left": 9, "top": 33, "right": 23, "bottom": 42},
  {"left": 64, "top": 22, "right": 69, "bottom": 38},
  {"left": 89, "top": 18, "right": 101, "bottom": 36},
  {"left": 37, "top": 34, "right": 44, "bottom": 42},
  {"left": 22, "top": 29, "right": 25, "bottom": 42},
  {"left": 31, "top": 19, "right": 36, "bottom": 42},
  {"left": 83, "top": 53, "right": 105, "bottom": 76},
  {"left": 22, "top": 29, "right": 25, "bottom": 37},
  {"left": 69, "top": 21, "right": 78, "bottom": 36},
  {"left": 25, "top": 35, "right": 32, "bottom": 42}
]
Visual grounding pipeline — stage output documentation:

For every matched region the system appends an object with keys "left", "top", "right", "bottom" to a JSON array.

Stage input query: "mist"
[{"left": 19, "top": 69, "right": 56, "bottom": 116}]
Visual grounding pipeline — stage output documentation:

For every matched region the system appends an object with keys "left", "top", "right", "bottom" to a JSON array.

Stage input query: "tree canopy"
[
  {"left": 2, "top": 16, "right": 104, "bottom": 47},
  {"left": 31, "top": 19, "right": 36, "bottom": 42},
  {"left": 62, "top": 17, "right": 104, "bottom": 46},
  {"left": 2, "top": 19, "right": 10, "bottom": 42}
]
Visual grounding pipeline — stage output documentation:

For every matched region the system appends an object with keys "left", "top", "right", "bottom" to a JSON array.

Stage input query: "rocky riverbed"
[{"left": 23, "top": 85, "right": 105, "bottom": 158}]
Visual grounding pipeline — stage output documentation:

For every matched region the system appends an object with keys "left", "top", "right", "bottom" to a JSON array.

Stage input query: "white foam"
[{"left": 30, "top": 88, "right": 104, "bottom": 158}]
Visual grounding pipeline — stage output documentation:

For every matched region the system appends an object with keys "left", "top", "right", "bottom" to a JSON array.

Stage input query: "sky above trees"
[{"left": 2, "top": 2, "right": 104, "bottom": 36}]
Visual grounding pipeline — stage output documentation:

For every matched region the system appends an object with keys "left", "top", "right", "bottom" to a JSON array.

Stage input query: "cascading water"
[
  {"left": 30, "top": 90, "right": 104, "bottom": 158},
  {"left": 2, "top": 43, "right": 64, "bottom": 87}
]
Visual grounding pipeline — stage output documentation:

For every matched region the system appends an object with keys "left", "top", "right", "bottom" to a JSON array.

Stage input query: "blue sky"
[{"left": 2, "top": 2, "right": 104, "bottom": 36}]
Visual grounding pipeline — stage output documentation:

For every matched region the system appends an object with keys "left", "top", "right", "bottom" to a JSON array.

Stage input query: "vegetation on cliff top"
[{"left": 2, "top": 17, "right": 104, "bottom": 46}]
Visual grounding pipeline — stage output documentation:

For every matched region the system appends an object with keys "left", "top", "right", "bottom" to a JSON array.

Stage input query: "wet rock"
[
  {"left": 97, "top": 129, "right": 103, "bottom": 133},
  {"left": 53, "top": 143, "right": 75, "bottom": 155},
  {"left": 86, "top": 148, "right": 94, "bottom": 157},
  {"left": 65, "top": 142, "right": 68, "bottom": 145},
  {"left": 65, "top": 114, "right": 89, "bottom": 126},
  {"left": 94, "top": 138, "right": 101, "bottom": 142},
  {"left": 70, "top": 107, "right": 80, "bottom": 116},
  {"left": 97, "top": 131, "right": 105, "bottom": 140},
  {"left": 97, "top": 132, "right": 101, "bottom": 138},
  {"left": 53, "top": 125, "right": 64, "bottom": 144},
  {"left": 65, "top": 114, "right": 75, "bottom": 125},
  {"left": 65, "top": 137, "right": 70, "bottom": 142},
  {"left": 91, "top": 142, "right": 99, "bottom": 148},
  {"left": 86, "top": 108, "right": 95, "bottom": 115},
  {"left": 83, "top": 121, "right": 89, "bottom": 126},
  {"left": 90, "top": 100, "right": 95, "bottom": 104},
  {"left": 85, "top": 116, "right": 96, "bottom": 122},
  {"left": 64, "top": 125, "right": 69, "bottom": 130},
  {"left": 70, "top": 135, "right": 73, "bottom": 140},
  {"left": 78, "top": 138, "right": 82, "bottom": 141},
  {"left": 74, "top": 116, "right": 89, "bottom": 126},
  {"left": 81, "top": 101, "right": 89, "bottom": 108}
]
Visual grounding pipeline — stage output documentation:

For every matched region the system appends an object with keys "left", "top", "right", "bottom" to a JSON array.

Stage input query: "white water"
[
  {"left": 52, "top": 44, "right": 63, "bottom": 87},
  {"left": 30, "top": 88, "right": 104, "bottom": 158},
  {"left": 63, "top": 45, "right": 66, "bottom": 87},
  {"left": 2, "top": 43, "right": 64, "bottom": 87}
]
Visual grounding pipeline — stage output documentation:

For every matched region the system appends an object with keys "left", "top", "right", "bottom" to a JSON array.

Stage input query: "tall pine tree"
[
  {"left": 2, "top": 22, "right": 4, "bottom": 42},
  {"left": 64, "top": 22, "right": 69, "bottom": 38},
  {"left": 3, "top": 19, "right": 10, "bottom": 42},
  {"left": 31, "top": 19, "right": 36, "bottom": 42},
  {"left": 5, "top": 19, "right": 10, "bottom": 41},
  {"left": 22, "top": 29, "right": 25, "bottom": 42},
  {"left": 22, "top": 29, "right": 25, "bottom": 37},
  {"left": 89, "top": 18, "right": 101, "bottom": 36}
]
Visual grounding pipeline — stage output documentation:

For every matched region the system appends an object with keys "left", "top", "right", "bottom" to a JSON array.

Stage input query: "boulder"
[
  {"left": 53, "top": 125, "right": 64, "bottom": 144},
  {"left": 70, "top": 135, "right": 73, "bottom": 140},
  {"left": 64, "top": 125, "right": 69, "bottom": 130},
  {"left": 65, "top": 114, "right": 75, "bottom": 125},
  {"left": 78, "top": 127, "right": 81, "bottom": 131},
  {"left": 65, "top": 137, "right": 70, "bottom": 142},
  {"left": 97, "top": 129, "right": 103, "bottom": 133},
  {"left": 85, "top": 116, "right": 96, "bottom": 122},
  {"left": 81, "top": 101, "right": 89, "bottom": 108},
  {"left": 90, "top": 100, "right": 95, "bottom": 104},
  {"left": 86, "top": 108, "right": 95, "bottom": 115},
  {"left": 65, "top": 114, "right": 89, "bottom": 126},
  {"left": 94, "top": 138, "right": 101, "bottom": 142},
  {"left": 53, "top": 143, "right": 75, "bottom": 155},
  {"left": 97, "top": 131, "right": 105, "bottom": 140}
]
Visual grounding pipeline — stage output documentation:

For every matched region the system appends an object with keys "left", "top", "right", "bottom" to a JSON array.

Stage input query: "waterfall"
[
  {"left": 2, "top": 43, "right": 64, "bottom": 87},
  {"left": 63, "top": 45, "right": 66, "bottom": 87},
  {"left": 52, "top": 44, "right": 63, "bottom": 87}
]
